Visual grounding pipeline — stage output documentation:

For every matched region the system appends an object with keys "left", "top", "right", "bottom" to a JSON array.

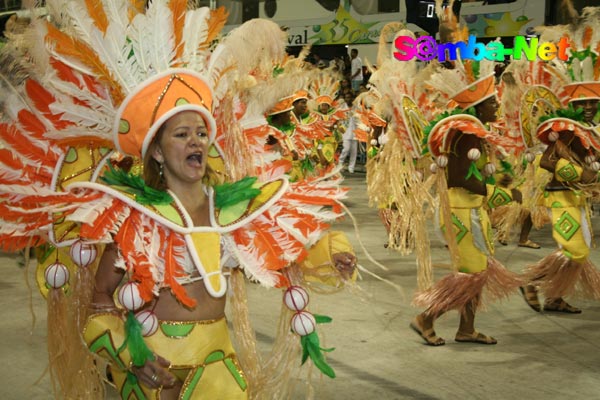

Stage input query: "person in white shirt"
[
  {"left": 338, "top": 92, "right": 358, "bottom": 173},
  {"left": 350, "top": 49, "right": 363, "bottom": 93}
]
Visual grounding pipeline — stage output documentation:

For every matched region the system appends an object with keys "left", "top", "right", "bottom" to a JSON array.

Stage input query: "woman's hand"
[
  {"left": 131, "top": 354, "right": 177, "bottom": 389},
  {"left": 332, "top": 252, "right": 357, "bottom": 278}
]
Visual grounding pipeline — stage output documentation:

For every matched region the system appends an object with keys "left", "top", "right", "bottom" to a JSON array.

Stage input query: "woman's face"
[{"left": 152, "top": 111, "right": 209, "bottom": 187}]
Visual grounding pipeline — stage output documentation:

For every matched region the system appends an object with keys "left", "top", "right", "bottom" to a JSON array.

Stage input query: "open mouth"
[{"left": 186, "top": 152, "right": 204, "bottom": 166}]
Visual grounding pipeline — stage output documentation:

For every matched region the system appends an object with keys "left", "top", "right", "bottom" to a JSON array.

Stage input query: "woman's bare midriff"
[{"left": 149, "top": 278, "right": 227, "bottom": 321}]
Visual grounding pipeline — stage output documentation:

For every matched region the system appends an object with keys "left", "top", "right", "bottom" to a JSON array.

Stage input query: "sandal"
[
  {"left": 455, "top": 331, "right": 497, "bottom": 345},
  {"left": 543, "top": 298, "right": 582, "bottom": 314},
  {"left": 518, "top": 240, "right": 541, "bottom": 249},
  {"left": 409, "top": 318, "right": 445, "bottom": 346},
  {"left": 519, "top": 285, "right": 541, "bottom": 312},
  {"left": 498, "top": 239, "right": 508, "bottom": 246}
]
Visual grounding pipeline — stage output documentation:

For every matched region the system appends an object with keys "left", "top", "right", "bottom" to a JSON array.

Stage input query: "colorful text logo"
[{"left": 394, "top": 35, "right": 570, "bottom": 62}]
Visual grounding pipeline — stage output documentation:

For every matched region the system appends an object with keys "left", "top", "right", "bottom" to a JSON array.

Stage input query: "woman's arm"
[{"left": 90, "top": 242, "right": 124, "bottom": 312}]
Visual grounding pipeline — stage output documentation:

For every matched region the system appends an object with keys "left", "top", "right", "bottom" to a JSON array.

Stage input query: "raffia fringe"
[
  {"left": 524, "top": 250, "right": 600, "bottom": 299},
  {"left": 530, "top": 206, "right": 551, "bottom": 229},
  {"left": 412, "top": 257, "right": 522, "bottom": 316},
  {"left": 365, "top": 135, "right": 434, "bottom": 289},
  {"left": 47, "top": 284, "right": 104, "bottom": 400},
  {"left": 229, "top": 268, "right": 314, "bottom": 399},
  {"left": 490, "top": 203, "right": 524, "bottom": 243}
]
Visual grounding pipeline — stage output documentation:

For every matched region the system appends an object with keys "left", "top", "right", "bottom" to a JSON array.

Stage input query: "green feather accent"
[
  {"left": 300, "top": 332, "right": 336, "bottom": 378},
  {"left": 272, "top": 65, "right": 285, "bottom": 77},
  {"left": 471, "top": 60, "right": 481, "bottom": 79},
  {"left": 421, "top": 108, "right": 477, "bottom": 156},
  {"left": 37, "top": 243, "right": 56, "bottom": 263},
  {"left": 213, "top": 177, "right": 261, "bottom": 209},
  {"left": 566, "top": 48, "right": 597, "bottom": 81},
  {"left": 118, "top": 312, "right": 155, "bottom": 368},
  {"left": 485, "top": 175, "right": 496, "bottom": 185},
  {"left": 314, "top": 314, "right": 333, "bottom": 324},
  {"left": 300, "top": 157, "right": 315, "bottom": 173},
  {"left": 499, "top": 160, "right": 514, "bottom": 176},
  {"left": 466, "top": 161, "right": 483, "bottom": 181},
  {"left": 368, "top": 146, "right": 379, "bottom": 158},
  {"left": 100, "top": 163, "right": 173, "bottom": 205},
  {"left": 266, "top": 115, "right": 295, "bottom": 133},
  {"left": 539, "top": 102, "right": 586, "bottom": 124}
]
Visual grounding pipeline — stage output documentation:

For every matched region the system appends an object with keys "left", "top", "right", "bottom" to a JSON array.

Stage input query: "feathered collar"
[{"left": 67, "top": 174, "right": 289, "bottom": 234}]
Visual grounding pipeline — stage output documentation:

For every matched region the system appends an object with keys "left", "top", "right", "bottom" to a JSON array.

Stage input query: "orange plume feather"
[
  {"left": 204, "top": 7, "right": 229, "bottom": 48},
  {"left": 17, "top": 109, "right": 48, "bottom": 142},
  {"left": 0, "top": 123, "right": 50, "bottom": 163},
  {"left": 85, "top": 0, "right": 109, "bottom": 34},
  {"left": 582, "top": 26, "right": 593, "bottom": 49},
  {"left": 0, "top": 148, "right": 25, "bottom": 171},
  {"left": 169, "top": 0, "right": 187, "bottom": 62},
  {"left": 162, "top": 230, "right": 197, "bottom": 308},
  {"left": 80, "top": 199, "right": 127, "bottom": 241},
  {"left": 128, "top": 0, "right": 146, "bottom": 22},
  {"left": 248, "top": 218, "right": 288, "bottom": 271}
]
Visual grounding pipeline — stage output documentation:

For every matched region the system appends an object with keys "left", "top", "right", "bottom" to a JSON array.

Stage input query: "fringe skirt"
[
  {"left": 412, "top": 257, "right": 523, "bottom": 316},
  {"left": 523, "top": 249, "right": 600, "bottom": 300}
]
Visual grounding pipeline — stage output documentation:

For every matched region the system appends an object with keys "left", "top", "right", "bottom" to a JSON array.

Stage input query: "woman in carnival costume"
[
  {"left": 0, "top": 2, "right": 356, "bottom": 399},
  {"left": 410, "top": 54, "right": 523, "bottom": 346},
  {"left": 519, "top": 10, "right": 600, "bottom": 313}
]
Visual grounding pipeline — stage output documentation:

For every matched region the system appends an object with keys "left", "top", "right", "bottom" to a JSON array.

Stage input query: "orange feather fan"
[
  {"left": 0, "top": 233, "right": 44, "bottom": 252},
  {"left": 45, "top": 23, "right": 125, "bottom": 105}
]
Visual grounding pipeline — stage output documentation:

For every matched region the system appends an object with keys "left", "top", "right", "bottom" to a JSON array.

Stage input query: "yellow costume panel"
[
  {"left": 446, "top": 188, "right": 495, "bottom": 273},
  {"left": 543, "top": 190, "right": 592, "bottom": 263},
  {"left": 83, "top": 314, "right": 247, "bottom": 400}
]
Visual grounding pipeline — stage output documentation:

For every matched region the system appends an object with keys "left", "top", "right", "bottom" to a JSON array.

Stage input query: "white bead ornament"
[
  {"left": 69, "top": 240, "right": 97, "bottom": 268},
  {"left": 483, "top": 163, "right": 496, "bottom": 176},
  {"left": 290, "top": 311, "right": 316, "bottom": 336},
  {"left": 585, "top": 155, "right": 596, "bottom": 165},
  {"left": 525, "top": 152, "right": 536, "bottom": 163},
  {"left": 283, "top": 286, "right": 309, "bottom": 312},
  {"left": 135, "top": 310, "right": 159, "bottom": 336},
  {"left": 429, "top": 163, "right": 438, "bottom": 173},
  {"left": 436, "top": 155, "right": 448, "bottom": 168},
  {"left": 548, "top": 131, "right": 559, "bottom": 142},
  {"left": 467, "top": 148, "right": 481, "bottom": 161},
  {"left": 414, "top": 171, "right": 424, "bottom": 181},
  {"left": 370, "top": 139, "right": 378, "bottom": 146},
  {"left": 118, "top": 282, "right": 144, "bottom": 311},
  {"left": 44, "top": 262, "right": 69, "bottom": 289},
  {"left": 591, "top": 161, "right": 600, "bottom": 172}
]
